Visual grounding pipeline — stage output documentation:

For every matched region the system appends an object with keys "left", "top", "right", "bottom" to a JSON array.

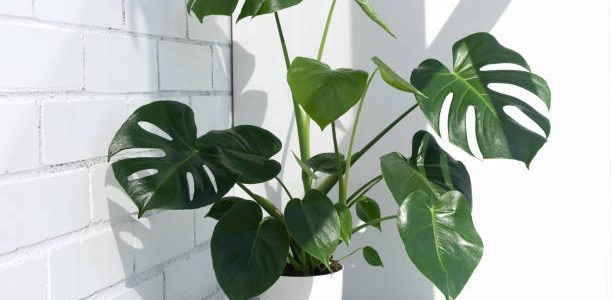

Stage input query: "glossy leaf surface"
[
  {"left": 363, "top": 246, "right": 383, "bottom": 267},
  {"left": 410, "top": 32, "right": 551, "bottom": 166},
  {"left": 356, "top": 196, "right": 382, "bottom": 231},
  {"left": 211, "top": 201, "right": 289, "bottom": 300},
  {"left": 188, "top": 0, "right": 301, "bottom": 22},
  {"left": 205, "top": 197, "right": 245, "bottom": 220},
  {"left": 380, "top": 152, "right": 438, "bottom": 205},
  {"left": 108, "top": 101, "right": 281, "bottom": 216},
  {"left": 335, "top": 203, "right": 353, "bottom": 245},
  {"left": 237, "top": 0, "right": 302, "bottom": 21},
  {"left": 308, "top": 152, "right": 345, "bottom": 174},
  {"left": 372, "top": 57, "right": 422, "bottom": 96},
  {"left": 353, "top": 0, "right": 395, "bottom": 37},
  {"left": 285, "top": 190, "right": 340, "bottom": 267},
  {"left": 398, "top": 191, "right": 483, "bottom": 300},
  {"left": 287, "top": 57, "right": 368, "bottom": 129}
]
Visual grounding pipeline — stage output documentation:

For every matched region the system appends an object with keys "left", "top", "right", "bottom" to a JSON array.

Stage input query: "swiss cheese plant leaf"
[
  {"left": 362, "top": 246, "right": 384, "bottom": 267},
  {"left": 372, "top": 56, "right": 424, "bottom": 96},
  {"left": 398, "top": 191, "right": 483, "bottom": 300},
  {"left": 188, "top": 0, "right": 301, "bottom": 22},
  {"left": 108, "top": 101, "right": 281, "bottom": 217},
  {"left": 285, "top": 190, "right": 340, "bottom": 268},
  {"left": 308, "top": 152, "right": 346, "bottom": 174},
  {"left": 355, "top": 196, "right": 382, "bottom": 231},
  {"left": 411, "top": 131, "right": 472, "bottom": 207},
  {"left": 287, "top": 57, "right": 368, "bottom": 129},
  {"left": 353, "top": 0, "right": 395, "bottom": 37},
  {"left": 211, "top": 201, "right": 289, "bottom": 300},
  {"left": 410, "top": 32, "right": 551, "bottom": 167},
  {"left": 205, "top": 197, "right": 245, "bottom": 220},
  {"left": 380, "top": 152, "right": 440, "bottom": 205},
  {"left": 335, "top": 203, "right": 353, "bottom": 246}
]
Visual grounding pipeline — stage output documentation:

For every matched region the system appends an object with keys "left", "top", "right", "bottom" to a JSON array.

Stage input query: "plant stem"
[
  {"left": 237, "top": 183, "right": 284, "bottom": 221},
  {"left": 342, "top": 69, "right": 378, "bottom": 201},
  {"left": 331, "top": 122, "right": 346, "bottom": 203},
  {"left": 347, "top": 175, "right": 383, "bottom": 207},
  {"left": 275, "top": 176, "right": 294, "bottom": 200},
  {"left": 274, "top": 12, "right": 312, "bottom": 193},
  {"left": 317, "top": 0, "right": 338, "bottom": 61},
  {"left": 318, "top": 103, "right": 420, "bottom": 194},
  {"left": 336, "top": 247, "right": 366, "bottom": 262},
  {"left": 352, "top": 215, "right": 397, "bottom": 233}
]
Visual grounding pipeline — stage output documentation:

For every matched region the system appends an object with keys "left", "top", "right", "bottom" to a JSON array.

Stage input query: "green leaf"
[
  {"left": 108, "top": 101, "right": 281, "bottom": 217},
  {"left": 397, "top": 191, "right": 483, "bottom": 300},
  {"left": 285, "top": 190, "right": 340, "bottom": 268},
  {"left": 371, "top": 57, "right": 424, "bottom": 96},
  {"left": 287, "top": 57, "right": 368, "bottom": 129},
  {"left": 380, "top": 152, "right": 439, "bottom": 205},
  {"left": 211, "top": 201, "right": 289, "bottom": 300},
  {"left": 308, "top": 153, "right": 345, "bottom": 174},
  {"left": 410, "top": 131, "right": 472, "bottom": 207},
  {"left": 292, "top": 151, "right": 318, "bottom": 180},
  {"left": 205, "top": 197, "right": 245, "bottom": 220},
  {"left": 353, "top": 0, "right": 395, "bottom": 37},
  {"left": 362, "top": 246, "right": 383, "bottom": 267},
  {"left": 237, "top": 0, "right": 302, "bottom": 21},
  {"left": 355, "top": 196, "right": 382, "bottom": 231},
  {"left": 410, "top": 32, "right": 551, "bottom": 167},
  {"left": 187, "top": 0, "right": 301, "bottom": 22},
  {"left": 335, "top": 203, "right": 353, "bottom": 246}
]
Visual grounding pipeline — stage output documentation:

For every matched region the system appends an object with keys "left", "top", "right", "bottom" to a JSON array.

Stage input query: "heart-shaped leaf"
[
  {"left": 287, "top": 57, "right": 368, "bottom": 129},
  {"left": 411, "top": 131, "right": 472, "bottom": 206},
  {"left": 335, "top": 203, "right": 353, "bottom": 246},
  {"left": 308, "top": 152, "right": 345, "bottom": 174},
  {"left": 285, "top": 190, "right": 340, "bottom": 268},
  {"left": 211, "top": 201, "right": 289, "bottom": 300},
  {"left": 372, "top": 56, "right": 423, "bottom": 96},
  {"left": 353, "top": 0, "right": 395, "bottom": 37},
  {"left": 187, "top": 0, "right": 301, "bottom": 22},
  {"left": 356, "top": 196, "right": 382, "bottom": 231},
  {"left": 362, "top": 246, "right": 383, "bottom": 267},
  {"left": 410, "top": 32, "right": 551, "bottom": 166},
  {"left": 398, "top": 190, "right": 483, "bottom": 300},
  {"left": 108, "top": 101, "right": 281, "bottom": 216},
  {"left": 380, "top": 152, "right": 439, "bottom": 205},
  {"left": 205, "top": 197, "right": 244, "bottom": 220}
]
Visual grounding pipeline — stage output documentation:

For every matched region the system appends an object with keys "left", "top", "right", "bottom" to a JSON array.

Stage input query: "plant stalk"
[
  {"left": 347, "top": 175, "right": 383, "bottom": 207},
  {"left": 318, "top": 103, "right": 420, "bottom": 194},
  {"left": 352, "top": 215, "right": 397, "bottom": 233},
  {"left": 336, "top": 247, "right": 366, "bottom": 262},
  {"left": 317, "top": 0, "right": 338, "bottom": 61},
  {"left": 237, "top": 183, "right": 284, "bottom": 221},
  {"left": 276, "top": 176, "right": 294, "bottom": 199},
  {"left": 331, "top": 122, "right": 346, "bottom": 203}
]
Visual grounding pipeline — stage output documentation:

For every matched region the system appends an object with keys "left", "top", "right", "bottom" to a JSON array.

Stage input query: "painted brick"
[
  {"left": 127, "top": 95, "right": 190, "bottom": 114},
  {"left": 188, "top": 15, "right": 231, "bottom": 44},
  {"left": 0, "top": 24, "right": 82, "bottom": 91},
  {"left": 42, "top": 98, "right": 127, "bottom": 164},
  {"left": 90, "top": 163, "right": 138, "bottom": 222},
  {"left": 195, "top": 207, "right": 215, "bottom": 245},
  {"left": 212, "top": 45, "right": 232, "bottom": 92},
  {"left": 49, "top": 224, "right": 134, "bottom": 299},
  {"left": 0, "top": 0, "right": 31, "bottom": 16},
  {"left": 159, "top": 41, "right": 212, "bottom": 91},
  {"left": 134, "top": 210, "right": 195, "bottom": 272},
  {"left": 109, "top": 275, "right": 164, "bottom": 300},
  {"left": 0, "top": 170, "right": 89, "bottom": 254},
  {"left": 192, "top": 96, "right": 232, "bottom": 136},
  {"left": 125, "top": 0, "right": 187, "bottom": 38},
  {"left": 0, "top": 100, "right": 39, "bottom": 174},
  {"left": 0, "top": 259, "right": 47, "bottom": 299},
  {"left": 164, "top": 250, "right": 218, "bottom": 300},
  {"left": 85, "top": 33, "right": 158, "bottom": 93},
  {"left": 34, "top": 0, "right": 123, "bottom": 28}
]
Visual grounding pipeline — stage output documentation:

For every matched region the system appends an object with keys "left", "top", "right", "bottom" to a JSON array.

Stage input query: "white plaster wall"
[{"left": 234, "top": 0, "right": 612, "bottom": 299}]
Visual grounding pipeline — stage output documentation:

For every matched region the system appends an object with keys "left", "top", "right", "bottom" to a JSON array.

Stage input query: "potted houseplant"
[{"left": 107, "top": 0, "right": 551, "bottom": 299}]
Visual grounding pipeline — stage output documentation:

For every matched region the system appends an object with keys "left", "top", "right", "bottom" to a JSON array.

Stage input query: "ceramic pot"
[{"left": 257, "top": 267, "right": 343, "bottom": 300}]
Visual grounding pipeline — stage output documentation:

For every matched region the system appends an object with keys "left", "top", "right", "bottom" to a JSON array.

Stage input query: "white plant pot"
[{"left": 257, "top": 267, "right": 344, "bottom": 300}]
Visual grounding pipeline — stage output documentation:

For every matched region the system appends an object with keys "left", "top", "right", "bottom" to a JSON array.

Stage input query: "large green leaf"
[
  {"left": 410, "top": 32, "right": 551, "bottom": 167},
  {"left": 380, "top": 152, "right": 439, "bottom": 205},
  {"left": 211, "top": 201, "right": 289, "bottom": 300},
  {"left": 187, "top": 0, "right": 301, "bottom": 22},
  {"left": 411, "top": 131, "right": 472, "bottom": 206},
  {"left": 398, "top": 191, "right": 483, "bottom": 300},
  {"left": 205, "top": 197, "right": 244, "bottom": 220},
  {"left": 108, "top": 101, "right": 281, "bottom": 216},
  {"left": 353, "top": 0, "right": 395, "bottom": 37},
  {"left": 285, "top": 190, "right": 340, "bottom": 268},
  {"left": 287, "top": 57, "right": 368, "bottom": 129}
]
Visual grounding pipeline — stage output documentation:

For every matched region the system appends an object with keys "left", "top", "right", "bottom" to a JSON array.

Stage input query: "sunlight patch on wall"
[{"left": 425, "top": 0, "right": 460, "bottom": 48}]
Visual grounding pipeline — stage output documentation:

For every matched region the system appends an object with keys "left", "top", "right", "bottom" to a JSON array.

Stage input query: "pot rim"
[{"left": 280, "top": 262, "right": 343, "bottom": 278}]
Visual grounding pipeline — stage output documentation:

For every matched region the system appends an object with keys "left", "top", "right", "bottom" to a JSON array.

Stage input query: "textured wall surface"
[{"left": 0, "top": 1, "right": 231, "bottom": 299}]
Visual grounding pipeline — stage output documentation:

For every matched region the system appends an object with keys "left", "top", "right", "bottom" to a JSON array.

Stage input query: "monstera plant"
[{"left": 108, "top": 0, "right": 550, "bottom": 299}]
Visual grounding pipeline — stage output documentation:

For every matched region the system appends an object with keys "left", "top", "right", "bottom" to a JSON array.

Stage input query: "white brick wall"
[{"left": 0, "top": 2, "right": 231, "bottom": 299}]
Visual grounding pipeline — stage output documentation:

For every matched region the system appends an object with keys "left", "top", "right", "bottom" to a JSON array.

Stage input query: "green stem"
[
  {"left": 317, "top": 0, "right": 338, "bottom": 61},
  {"left": 331, "top": 123, "right": 346, "bottom": 203},
  {"left": 352, "top": 215, "right": 397, "bottom": 233},
  {"left": 336, "top": 247, "right": 366, "bottom": 262},
  {"left": 342, "top": 69, "right": 378, "bottom": 200},
  {"left": 274, "top": 12, "right": 312, "bottom": 193},
  {"left": 275, "top": 176, "right": 294, "bottom": 200},
  {"left": 318, "top": 103, "right": 420, "bottom": 194},
  {"left": 237, "top": 183, "right": 284, "bottom": 221},
  {"left": 347, "top": 175, "right": 383, "bottom": 207}
]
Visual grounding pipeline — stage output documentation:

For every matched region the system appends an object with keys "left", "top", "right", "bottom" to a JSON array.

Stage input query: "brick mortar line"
[
  {"left": 0, "top": 157, "right": 106, "bottom": 183},
  {"left": 0, "top": 14, "right": 231, "bottom": 48}
]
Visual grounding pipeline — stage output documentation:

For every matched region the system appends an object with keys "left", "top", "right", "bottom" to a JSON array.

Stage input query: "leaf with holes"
[
  {"left": 398, "top": 190, "right": 483, "bottom": 300},
  {"left": 108, "top": 101, "right": 281, "bottom": 217},
  {"left": 410, "top": 32, "right": 551, "bottom": 167},
  {"left": 212, "top": 201, "right": 289, "bottom": 300},
  {"left": 187, "top": 0, "right": 301, "bottom": 22},
  {"left": 287, "top": 57, "right": 368, "bottom": 129}
]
